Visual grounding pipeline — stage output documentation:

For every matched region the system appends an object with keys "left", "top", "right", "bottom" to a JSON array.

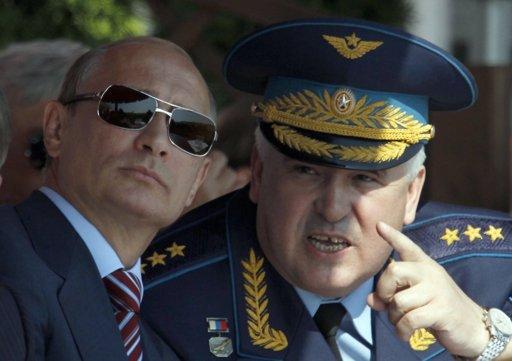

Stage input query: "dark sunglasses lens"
[
  {"left": 98, "top": 85, "right": 156, "bottom": 129},
  {"left": 170, "top": 109, "right": 216, "bottom": 156}
]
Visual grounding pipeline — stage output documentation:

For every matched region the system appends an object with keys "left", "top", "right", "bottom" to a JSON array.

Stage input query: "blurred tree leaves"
[
  {"left": 0, "top": 0, "right": 412, "bottom": 49},
  {"left": 0, "top": 0, "right": 412, "bottom": 108},
  {"left": 0, "top": 0, "right": 151, "bottom": 48}
]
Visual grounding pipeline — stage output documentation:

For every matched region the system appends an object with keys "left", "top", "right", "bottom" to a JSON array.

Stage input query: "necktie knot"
[
  {"left": 314, "top": 303, "right": 347, "bottom": 338},
  {"left": 314, "top": 302, "right": 347, "bottom": 360},
  {"left": 103, "top": 269, "right": 142, "bottom": 314}
]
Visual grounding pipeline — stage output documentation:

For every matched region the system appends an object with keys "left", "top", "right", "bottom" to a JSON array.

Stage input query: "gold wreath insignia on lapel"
[
  {"left": 409, "top": 328, "right": 437, "bottom": 351},
  {"left": 241, "top": 248, "right": 288, "bottom": 352}
]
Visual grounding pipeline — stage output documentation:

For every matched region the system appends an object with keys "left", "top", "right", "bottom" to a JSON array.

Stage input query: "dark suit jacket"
[
  {"left": 141, "top": 188, "right": 512, "bottom": 361},
  {"left": 0, "top": 191, "right": 180, "bottom": 361}
]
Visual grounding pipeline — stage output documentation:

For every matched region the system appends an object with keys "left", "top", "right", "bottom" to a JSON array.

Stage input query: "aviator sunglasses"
[{"left": 63, "top": 84, "right": 217, "bottom": 157}]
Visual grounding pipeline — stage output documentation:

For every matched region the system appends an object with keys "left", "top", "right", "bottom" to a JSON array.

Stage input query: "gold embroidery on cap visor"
[
  {"left": 253, "top": 89, "right": 434, "bottom": 163},
  {"left": 323, "top": 33, "right": 383, "bottom": 59}
]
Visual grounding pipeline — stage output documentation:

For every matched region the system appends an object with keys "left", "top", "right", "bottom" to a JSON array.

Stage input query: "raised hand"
[{"left": 367, "top": 221, "right": 490, "bottom": 358}]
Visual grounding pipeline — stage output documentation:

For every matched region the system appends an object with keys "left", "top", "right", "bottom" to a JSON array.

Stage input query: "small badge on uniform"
[{"left": 207, "top": 317, "right": 233, "bottom": 357}]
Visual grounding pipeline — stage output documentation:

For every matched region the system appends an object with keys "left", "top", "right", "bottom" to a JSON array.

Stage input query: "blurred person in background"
[
  {"left": 0, "top": 88, "right": 10, "bottom": 186},
  {"left": 0, "top": 39, "right": 88, "bottom": 204},
  {"left": 185, "top": 97, "right": 253, "bottom": 211}
]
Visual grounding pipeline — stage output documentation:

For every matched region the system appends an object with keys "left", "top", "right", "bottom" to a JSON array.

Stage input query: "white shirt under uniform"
[{"left": 295, "top": 278, "right": 374, "bottom": 361}]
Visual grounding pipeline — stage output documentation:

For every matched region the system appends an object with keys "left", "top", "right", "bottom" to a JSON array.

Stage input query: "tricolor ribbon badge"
[{"left": 207, "top": 318, "right": 230, "bottom": 333}]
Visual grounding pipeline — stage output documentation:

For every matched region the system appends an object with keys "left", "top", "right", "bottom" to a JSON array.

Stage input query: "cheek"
[
  {"left": 60, "top": 126, "right": 130, "bottom": 180},
  {"left": 357, "top": 186, "right": 409, "bottom": 227}
]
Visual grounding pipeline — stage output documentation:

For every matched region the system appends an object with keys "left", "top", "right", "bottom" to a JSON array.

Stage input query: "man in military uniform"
[{"left": 142, "top": 19, "right": 512, "bottom": 360}]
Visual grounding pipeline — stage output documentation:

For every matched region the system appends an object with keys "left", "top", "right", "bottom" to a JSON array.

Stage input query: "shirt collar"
[
  {"left": 295, "top": 277, "right": 374, "bottom": 344},
  {"left": 40, "top": 187, "right": 143, "bottom": 290}
]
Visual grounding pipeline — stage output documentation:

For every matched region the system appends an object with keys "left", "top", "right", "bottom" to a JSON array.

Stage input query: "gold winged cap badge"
[{"left": 323, "top": 32, "right": 383, "bottom": 59}]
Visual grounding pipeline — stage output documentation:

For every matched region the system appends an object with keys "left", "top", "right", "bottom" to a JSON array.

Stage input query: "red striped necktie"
[{"left": 103, "top": 269, "right": 143, "bottom": 361}]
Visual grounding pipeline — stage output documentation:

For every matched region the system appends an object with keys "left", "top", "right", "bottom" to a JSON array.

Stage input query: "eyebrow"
[{"left": 368, "top": 169, "right": 387, "bottom": 178}]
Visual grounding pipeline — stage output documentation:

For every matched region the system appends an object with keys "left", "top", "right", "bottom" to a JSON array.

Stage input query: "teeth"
[{"left": 308, "top": 235, "right": 350, "bottom": 253}]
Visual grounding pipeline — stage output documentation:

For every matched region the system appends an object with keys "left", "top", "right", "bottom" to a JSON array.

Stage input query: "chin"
[
  {"left": 112, "top": 193, "right": 174, "bottom": 221},
  {"left": 303, "top": 270, "right": 359, "bottom": 297}
]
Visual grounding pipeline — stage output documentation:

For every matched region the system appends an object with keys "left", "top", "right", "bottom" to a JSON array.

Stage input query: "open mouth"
[{"left": 307, "top": 234, "right": 351, "bottom": 253}]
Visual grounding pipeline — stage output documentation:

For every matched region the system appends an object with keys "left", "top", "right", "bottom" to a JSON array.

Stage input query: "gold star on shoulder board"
[
  {"left": 440, "top": 228, "right": 460, "bottom": 246},
  {"left": 166, "top": 242, "right": 186, "bottom": 258},
  {"left": 484, "top": 225, "right": 504, "bottom": 242},
  {"left": 141, "top": 263, "right": 147, "bottom": 274},
  {"left": 146, "top": 251, "right": 167, "bottom": 267},
  {"left": 463, "top": 225, "right": 482, "bottom": 242}
]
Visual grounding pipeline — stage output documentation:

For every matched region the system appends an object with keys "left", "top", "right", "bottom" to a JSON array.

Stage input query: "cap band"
[{"left": 254, "top": 76, "right": 434, "bottom": 145}]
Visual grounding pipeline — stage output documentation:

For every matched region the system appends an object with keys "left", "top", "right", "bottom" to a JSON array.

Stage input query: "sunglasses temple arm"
[{"left": 61, "top": 92, "right": 102, "bottom": 105}]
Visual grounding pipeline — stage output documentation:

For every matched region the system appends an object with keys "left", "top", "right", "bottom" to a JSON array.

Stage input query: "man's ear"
[
  {"left": 184, "top": 157, "right": 211, "bottom": 208},
  {"left": 403, "top": 166, "right": 426, "bottom": 225},
  {"left": 249, "top": 145, "right": 262, "bottom": 203},
  {"left": 43, "top": 101, "right": 69, "bottom": 159}
]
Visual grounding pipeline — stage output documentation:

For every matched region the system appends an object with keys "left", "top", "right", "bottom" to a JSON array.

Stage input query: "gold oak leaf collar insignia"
[
  {"left": 409, "top": 328, "right": 437, "bottom": 351},
  {"left": 322, "top": 33, "right": 383, "bottom": 60},
  {"left": 241, "top": 248, "right": 288, "bottom": 352}
]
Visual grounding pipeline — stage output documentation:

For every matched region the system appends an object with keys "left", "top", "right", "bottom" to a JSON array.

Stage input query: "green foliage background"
[
  {"left": 0, "top": 0, "right": 150, "bottom": 48},
  {"left": 0, "top": 0, "right": 411, "bottom": 49},
  {"left": 0, "top": 0, "right": 412, "bottom": 107}
]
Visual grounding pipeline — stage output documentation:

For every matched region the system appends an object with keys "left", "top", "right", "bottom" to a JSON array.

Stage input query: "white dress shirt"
[
  {"left": 295, "top": 278, "right": 374, "bottom": 361},
  {"left": 40, "top": 187, "right": 143, "bottom": 294}
]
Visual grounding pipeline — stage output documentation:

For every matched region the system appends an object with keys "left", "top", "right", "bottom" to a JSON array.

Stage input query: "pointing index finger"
[{"left": 377, "top": 221, "right": 428, "bottom": 262}]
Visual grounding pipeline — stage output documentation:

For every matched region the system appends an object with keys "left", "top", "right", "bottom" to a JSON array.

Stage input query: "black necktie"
[{"left": 314, "top": 303, "right": 346, "bottom": 361}]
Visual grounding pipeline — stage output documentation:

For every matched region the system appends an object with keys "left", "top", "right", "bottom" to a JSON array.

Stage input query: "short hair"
[
  {"left": 0, "top": 39, "right": 89, "bottom": 103},
  {"left": 254, "top": 127, "right": 426, "bottom": 180},
  {"left": 0, "top": 88, "right": 11, "bottom": 167},
  {"left": 57, "top": 37, "right": 216, "bottom": 115}
]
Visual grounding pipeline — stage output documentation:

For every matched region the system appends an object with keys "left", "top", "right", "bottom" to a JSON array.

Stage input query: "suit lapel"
[
  {"left": 16, "top": 192, "right": 127, "bottom": 361},
  {"left": 225, "top": 190, "right": 336, "bottom": 361}
]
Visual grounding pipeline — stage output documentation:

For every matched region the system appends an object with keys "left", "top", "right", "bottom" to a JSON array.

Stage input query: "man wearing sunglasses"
[
  {"left": 141, "top": 19, "right": 512, "bottom": 361},
  {"left": 0, "top": 36, "right": 216, "bottom": 360}
]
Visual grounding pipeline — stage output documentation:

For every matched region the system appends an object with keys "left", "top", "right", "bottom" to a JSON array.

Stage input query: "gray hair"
[
  {"left": 0, "top": 88, "right": 11, "bottom": 167},
  {"left": 0, "top": 39, "right": 89, "bottom": 103},
  {"left": 254, "top": 127, "right": 426, "bottom": 180}
]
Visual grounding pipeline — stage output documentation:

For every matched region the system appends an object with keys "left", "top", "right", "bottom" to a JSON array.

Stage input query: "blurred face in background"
[{"left": 0, "top": 92, "right": 46, "bottom": 204}]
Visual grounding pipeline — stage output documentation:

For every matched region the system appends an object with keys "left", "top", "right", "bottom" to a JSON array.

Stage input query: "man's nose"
[
  {"left": 134, "top": 112, "right": 171, "bottom": 157},
  {"left": 314, "top": 176, "right": 352, "bottom": 224}
]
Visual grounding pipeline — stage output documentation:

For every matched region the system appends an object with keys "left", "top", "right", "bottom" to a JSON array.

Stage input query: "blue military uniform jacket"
[{"left": 142, "top": 188, "right": 512, "bottom": 360}]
